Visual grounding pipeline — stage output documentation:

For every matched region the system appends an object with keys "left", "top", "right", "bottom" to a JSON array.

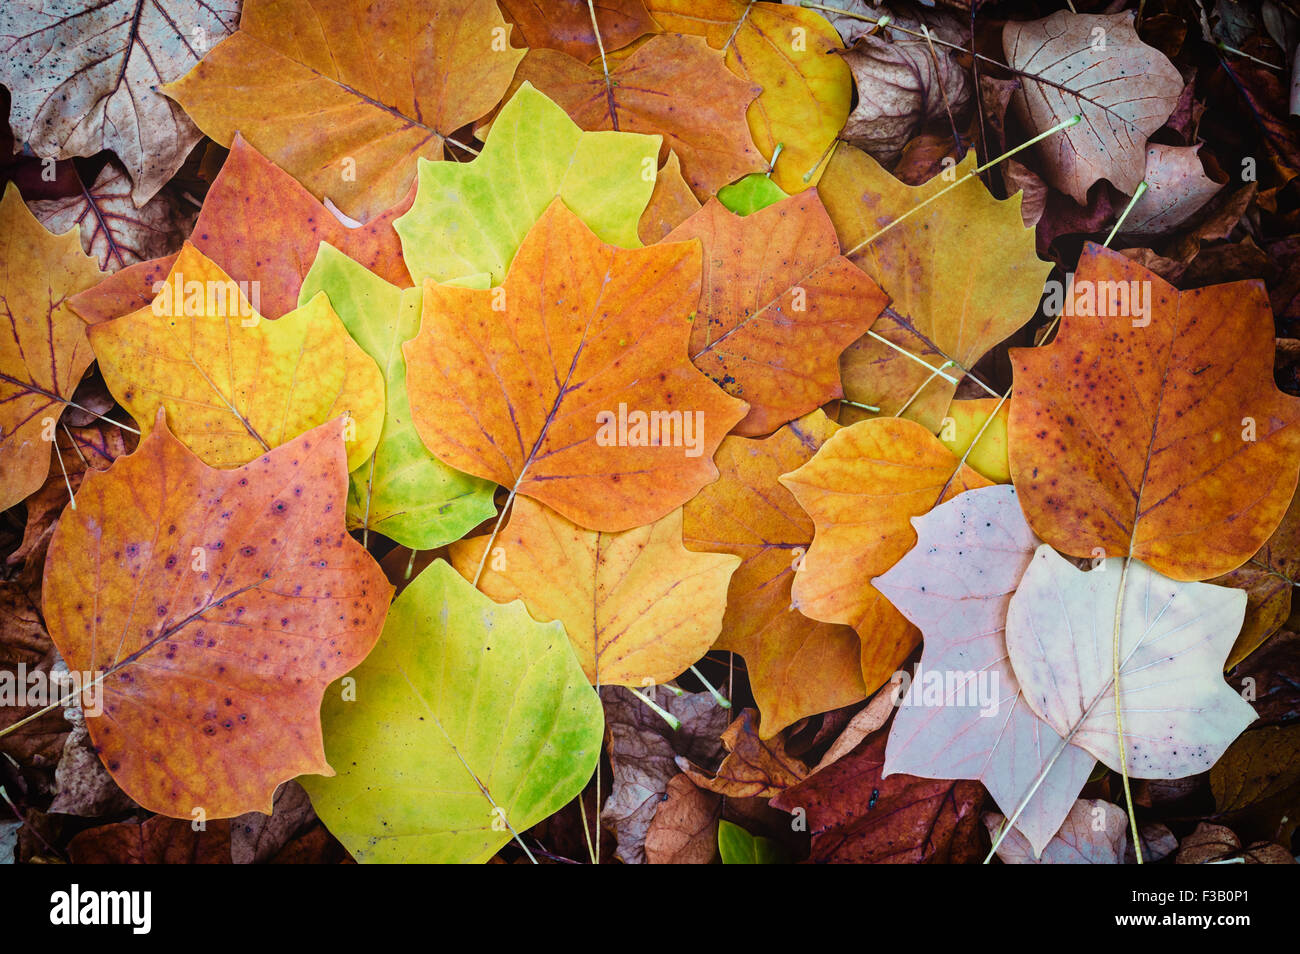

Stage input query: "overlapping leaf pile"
[{"left": 2, "top": 0, "right": 1299, "bottom": 866}]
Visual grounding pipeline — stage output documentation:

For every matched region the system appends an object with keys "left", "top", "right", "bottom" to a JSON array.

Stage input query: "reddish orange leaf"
[
  {"left": 665, "top": 193, "right": 886, "bottom": 436},
  {"left": 69, "top": 135, "right": 412, "bottom": 324},
  {"left": 498, "top": 0, "right": 656, "bottom": 61},
  {"left": 404, "top": 199, "right": 747, "bottom": 532},
  {"left": 42, "top": 414, "right": 392, "bottom": 819},
  {"left": 1010, "top": 244, "right": 1300, "bottom": 581}
]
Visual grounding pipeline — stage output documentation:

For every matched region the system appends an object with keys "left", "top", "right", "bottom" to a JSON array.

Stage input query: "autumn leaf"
[
  {"left": 1003, "top": 11, "right": 1183, "bottom": 203},
  {"left": 819, "top": 148, "right": 1050, "bottom": 431},
  {"left": 28, "top": 160, "right": 194, "bottom": 272},
  {"left": 506, "top": 33, "right": 765, "bottom": 198},
  {"left": 0, "top": 182, "right": 102, "bottom": 513},
  {"left": 498, "top": 0, "right": 656, "bottom": 62},
  {"left": 165, "top": 0, "right": 525, "bottom": 221},
  {"left": 638, "top": 152, "right": 701, "bottom": 244},
  {"left": 937, "top": 398, "right": 1011, "bottom": 484},
  {"left": 300, "top": 560, "right": 603, "bottom": 864},
  {"left": 299, "top": 244, "right": 496, "bottom": 549},
  {"left": 600, "top": 684, "right": 730, "bottom": 865},
  {"left": 645, "top": 774, "right": 720, "bottom": 864},
  {"left": 1121, "top": 144, "right": 1224, "bottom": 235},
  {"left": 0, "top": 1, "right": 239, "bottom": 205},
  {"left": 89, "top": 243, "right": 385, "bottom": 472},
  {"left": 1210, "top": 725, "right": 1300, "bottom": 820},
  {"left": 450, "top": 498, "right": 738, "bottom": 686},
  {"left": 985, "top": 799, "right": 1129, "bottom": 865},
  {"left": 42, "top": 415, "right": 391, "bottom": 818},
  {"left": 681, "top": 411, "right": 867, "bottom": 737},
  {"left": 874, "top": 486, "right": 1097, "bottom": 858},
  {"left": 778, "top": 417, "right": 992, "bottom": 692},
  {"left": 68, "top": 815, "right": 233, "bottom": 865},
  {"left": 69, "top": 135, "right": 413, "bottom": 324},
  {"left": 404, "top": 200, "right": 747, "bottom": 532},
  {"left": 1009, "top": 243, "right": 1300, "bottom": 581},
  {"left": 678, "top": 709, "right": 807, "bottom": 798},
  {"left": 1005, "top": 545, "right": 1257, "bottom": 778},
  {"left": 717, "top": 818, "right": 789, "bottom": 863},
  {"left": 395, "top": 83, "right": 658, "bottom": 286},
  {"left": 663, "top": 193, "right": 887, "bottom": 436},
  {"left": 644, "top": 1, "right": 851, "bottom": 193},
  {"left": 771, "top": 732, "right": 986, "bottom": 864}
]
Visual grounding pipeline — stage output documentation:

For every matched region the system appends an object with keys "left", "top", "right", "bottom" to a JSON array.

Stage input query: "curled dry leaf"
[
  {"left": 450, "top": 499, "right": 739, "bottom": 687},
  {"left": 678, "top": 708, "right": 808, "bottom": 798},
  {"left": 1176, "top": 822, "right": 1296, "bottom": 864},
  {"left": 1003, "top": 11, "right": 1184, "bottom": 203},
  {"left": 42, "top": 416, "right": 392, "bottom": 819},
  {"left": 0, "top": 1, "right": 239, "bottom": 206}
]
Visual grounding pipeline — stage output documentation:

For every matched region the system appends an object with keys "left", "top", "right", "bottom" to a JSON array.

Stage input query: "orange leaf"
[
  {"left": 0, "top": 183, "right": 103, "bottom": 512},
  {"left": 41, "top": 414, "right": 391, "bottom": 819},
  {"left": 498, "top": 0, "right": 656, "bottom": 62},
  {"left": 682, "top": 411, "right": 866, "bottom": 736},
  {"left": 404, "top": 199, "right": 747, "bottom": 532},
  {"left": 664, "top": 193, "right": 887, "bottom": 436},
  {"left": 164, "top": 0, "right": 525, "bottom": 221},
  {"left": 449, "top": 498, "right": 739, "bottom": 686},
  {"left": 779, "top": 418, "right": 991, "bottom": 691},
  {"left": 506, "top": 34, "right": 765, "bottom": 198},
  {"left": 1009, "top": 244, "right": 1300, "bottom": 581},
  {"left": 69, "top": 135, "right": 412, "bottom": 325}
]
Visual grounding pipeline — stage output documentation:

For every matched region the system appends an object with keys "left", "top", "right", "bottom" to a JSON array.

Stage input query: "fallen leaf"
[
  {"left": 301, "top": 560, "right": 602, "bottom": 863},
  {"left": 1213, "top": 489, "right": 1299, "bottom": 668},
  {"left": 88, "top": 243, "right": 385, "bottom": 472},
  {"left": 778, "top": 417, "right": 992, "bottom": 691},
  {"left": 42, "top": 416, "right": 391, "bottom": 818},
  {"left": 716, "top": 173, "right": 788, "bottom": 216},
  {"left": 27, "top": 160, "right": 193, "bottom": 272},
  {"left": 0, "top": 182, "right": 102, "bottom": 513},
  {"left": 1210, "top": 725, "right": 1300, "bottom": 817},
  {"left": 230, "top": 780, "right": 316, "bottom": 864},
  {"left": 299, "top": 244, "right": 496, "bottom": 549},
  {"left": 1229, "top": 629, "right": 1300, "bottom": 727},
  {"left": 1003, "top": 11, "right": 1184, "bottom": 202},
  {"left": 874, "top": 485, "right": 1097, "bottom": 857},
  {"left": 507, "top": 34, "right": 765, "bottom": 198},
  {"left": 984, "top": 798, "right": 1128, "bottom": 864},
  {"left": 937, "top": 398, "right": 1011, "bottom": 483},
  {"left": 644, "top": 1, "right": 851, "bottom": 193},
  {"left": 1005, "top": 545, "right": 1257, "bottom": 778},
  {"left": 819, "top": 148, "right": 1049, "bottom": 431},
  {"left": 69, "top": 135, "right": 414, "bottom": 324},
  {"left": 499, "top": 0, "right": 656, "bottom": 61},
  {"left": 838, "top": 29, "right": 970, "bottom": 164},
  {"left": 1121, "top": 144, "right": 1225, "bottom": 235},
  {"left": 717, "top": 817, "right": 789, "bottom": 863},
  {"left": 645, "top": 774, "right": 720, "bottom": 864},
  {"left": 67, "top": 815, "right": 233, "bottom": 864},
  {"left": 638, "top": 152, "right": 701, "bottom": 244},
  {"left": 664, "top": 193, "right": 887, "bottom": 435},
  {"left": 1009, "top": 243, "right": 1300, "bottom": 581},
  {"left": 1176, "top": 822, "right": 1297, "bottom": 864},
  {"left": 403, "top": 200, "right": 747, "bottom": 532},
  {"left": 600, "top": 684, "right": 730, "bottom": 865},
  {"left": 771, "top": 732, "right": 985, "bottom": 864},
  {"left": 451, "top": 499, "right": 737, "bottom": 686},
  {"left": 49, "top": 708, "right": 135, "bottom": 818},
  {"left": 0, "top": 1, "right": 239, "bottom": 205},
  {"left": 679, "top": 708, "right": 807, "bottom": 798},
  {"left": 165, "top": 0, "right": 525, "bottom": 220},
  {"left": 810, "top": 677, "right": 898, "bottom": 774},
  {"left": 681, "top": 411, "right": 867, "bottom": 737},
  {"left": 396, "top": 83, "right": 658, "bottom": 287}
]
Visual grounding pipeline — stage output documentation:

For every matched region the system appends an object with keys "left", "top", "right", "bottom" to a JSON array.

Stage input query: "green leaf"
[
  {"left": 300, "top": 560, "right": 603, "bottom": 863},
  {"left": 394, "top": 82, "right": 660, "bottom": 285},
  {"left": 299, "top": 243, "right": 496, "bottom": 549},
  {"left": 717, "top": 819, "right": 790, "bottom": 864},
  {"left": 716, "top": 173, "right": 788, "bottom": 216}
]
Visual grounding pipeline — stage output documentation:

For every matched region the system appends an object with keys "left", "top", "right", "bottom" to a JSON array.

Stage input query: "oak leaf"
[
  {"left": 165, "top": 0, "right": 525, "bottom": 221},
  {"left": 403, "top": 200, "right": 747, "bottom": 533},
  {"left": 42, "top": 415, "right": 392, "bottom": 818}
]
